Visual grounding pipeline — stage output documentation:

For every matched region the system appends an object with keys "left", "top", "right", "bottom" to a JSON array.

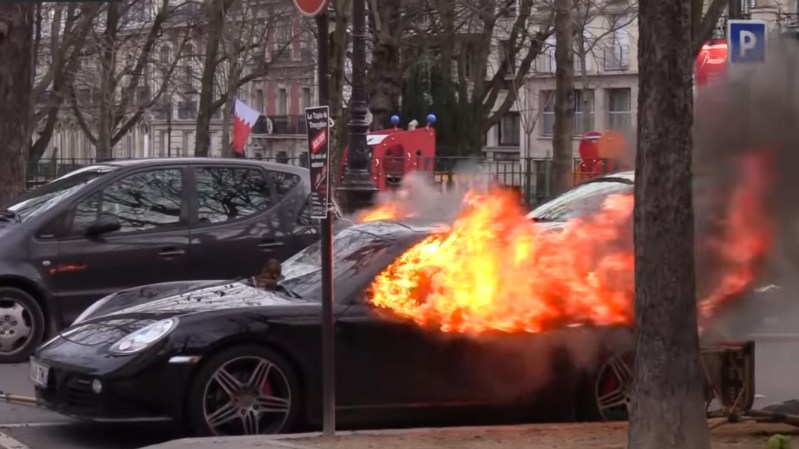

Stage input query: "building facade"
[{"left": 37, "top": 0, "right": 315, "bottom": 173}]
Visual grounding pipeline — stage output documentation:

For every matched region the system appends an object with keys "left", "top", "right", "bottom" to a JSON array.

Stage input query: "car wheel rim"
[
  {"left": 0, "top": 298, "right": 33, "bottom": 355},
  {"left": 595, "top": 351, "right": 634, "bottom": 421},
  {"left": 202, "top": 355, "right": 292, "bottom": 436}
]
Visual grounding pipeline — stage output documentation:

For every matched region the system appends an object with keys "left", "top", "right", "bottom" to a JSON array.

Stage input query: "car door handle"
[
  {"left": 258, "top": 240, "right": 284, "bottom": 249},
  {"left": 158, "top": 248, "right": 186, "bottom": 257}
]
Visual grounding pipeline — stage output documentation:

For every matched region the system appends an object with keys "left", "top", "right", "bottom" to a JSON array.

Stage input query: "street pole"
[
  {"left": 315, "top": 9, "right": 335, "bottom": 439},
  {"left": 167, "top": 100, "right": 172, "bottom": 157},
  {"left": 729, "top": 0, "right": 742, "bottom": 20},
  {"left": 337, "top": 0, "right": 376, "bottom": 214}
]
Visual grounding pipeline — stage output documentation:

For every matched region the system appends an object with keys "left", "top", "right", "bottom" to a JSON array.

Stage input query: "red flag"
[{"left": 232, "top": 99, "right": 260, "bottom": 156}]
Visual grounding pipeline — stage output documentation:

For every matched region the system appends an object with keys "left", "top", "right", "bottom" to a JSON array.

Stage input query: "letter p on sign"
[{"left": 728, "top": 20, "right": 767, "bottom": 64}]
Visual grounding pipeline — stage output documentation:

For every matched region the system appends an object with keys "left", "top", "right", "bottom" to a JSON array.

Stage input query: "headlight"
[
  {"left": 72, "top": 294, "right": 115, "bottom": 325},
  {"left": 109, "top": 318, "right": 178, "bottom": 356}
]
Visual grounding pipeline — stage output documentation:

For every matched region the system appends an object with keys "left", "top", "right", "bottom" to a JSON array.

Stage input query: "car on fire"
[
  {"left": 31, "top": 218, "right": 648, "bottom": 436},
  {"left": 30, "top": 170, "right": 761, "bottom": 436},
  {"left": 0, "top": 158, "right": 330, "bottom": 363}
]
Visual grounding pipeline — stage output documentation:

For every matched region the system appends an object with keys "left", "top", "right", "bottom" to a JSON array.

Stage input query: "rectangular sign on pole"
[
  {"left": 305, "top": 106, "right": 331, "bottom": 219},
  {"left": 727, "top": 20, "right": 767, "bottom": 64}
]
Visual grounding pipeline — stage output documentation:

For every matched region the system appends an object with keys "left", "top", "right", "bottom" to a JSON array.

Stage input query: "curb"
[{"left": 138, "top": 422, "right": 629, "bottom": 449}]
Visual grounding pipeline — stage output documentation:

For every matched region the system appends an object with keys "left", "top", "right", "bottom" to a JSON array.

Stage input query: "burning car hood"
[{"left": 77, "top": 279, "right": 307, "bottom": 324}]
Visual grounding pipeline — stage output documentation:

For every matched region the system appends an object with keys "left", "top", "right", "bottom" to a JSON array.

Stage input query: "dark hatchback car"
[
  {"left": 31, "top": 220, "right": 639, "bottom": 437},
  {"left": 0, "top": 158, "right": 324, "bottom": 362}
]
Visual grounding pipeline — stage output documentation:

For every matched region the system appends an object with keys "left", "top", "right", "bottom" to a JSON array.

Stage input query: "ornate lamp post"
[{"left": 336, "top": 0, "right": 376, "bottom": 214}]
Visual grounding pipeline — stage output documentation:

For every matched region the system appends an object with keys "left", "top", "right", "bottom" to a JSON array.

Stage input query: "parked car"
[
  {"left": 0, "top": 158, "right": 327, "bottom": 362},
  {"left": 31, "top": 172, "right": 763, "bottom": 436},
  {"left": 31, "top": 221, "right": 618, "bottom": 436}
]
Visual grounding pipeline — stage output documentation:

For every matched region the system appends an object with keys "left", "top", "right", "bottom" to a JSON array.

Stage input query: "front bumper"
[{"left": 32, "top": 354, "right": 197, "bottom": 423}]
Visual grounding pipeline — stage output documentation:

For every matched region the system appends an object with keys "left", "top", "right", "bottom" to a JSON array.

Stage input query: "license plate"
[{"left": 29, "top": 359, "right": 49, "bottom": 388}]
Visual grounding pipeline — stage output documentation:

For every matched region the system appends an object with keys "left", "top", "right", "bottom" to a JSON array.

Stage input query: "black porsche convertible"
[{"left": 30, "top": 219, "right": 639, "bottom": 436}]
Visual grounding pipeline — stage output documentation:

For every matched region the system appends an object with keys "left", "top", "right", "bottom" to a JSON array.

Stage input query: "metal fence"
[{"left": 27, "top": 155, "right": 623, "bottom": 208}]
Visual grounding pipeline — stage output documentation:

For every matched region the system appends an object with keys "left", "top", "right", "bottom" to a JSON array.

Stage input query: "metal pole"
[
  {"left": 316, "top": 10, "right": 335, "bottom": 439},
  {"left": 167, "top": 101, "right": 172, "bottom": 157},
  {"left": 337, "top": 0, "right": 376, "bottom": 214},
  {"left": 729, "top": 0, "right": 742, "bottom": 20}
]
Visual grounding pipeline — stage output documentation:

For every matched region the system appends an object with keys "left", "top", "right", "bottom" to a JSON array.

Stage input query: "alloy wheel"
[
  {"left": 202, "top": 355, "right": 292, "bottom": 435},
  {"left": 0, "top": 298, "right": 33, "bottom": 356},
  {"left": 595, "top": 351, "right": 635, "bottom": 421}
]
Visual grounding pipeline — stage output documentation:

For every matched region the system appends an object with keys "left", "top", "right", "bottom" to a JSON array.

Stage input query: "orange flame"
[
  {"left": 357, "top": 203, "right": 405, "bottom": 223},
  {"left": 366, "top": 156, "right": 771, "bottom": 335}
]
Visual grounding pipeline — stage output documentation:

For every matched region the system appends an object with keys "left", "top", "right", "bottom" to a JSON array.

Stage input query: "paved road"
[
  {"left": 0, "top": 336, "right": 797, "bottom": 449},
  {"left": 0, "top": 363, "right": 174, "bottom": 449}
]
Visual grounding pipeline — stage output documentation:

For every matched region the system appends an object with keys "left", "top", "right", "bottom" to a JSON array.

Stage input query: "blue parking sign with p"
[{"left": 727, "top": 20, "right": 767, "bottom": 64}]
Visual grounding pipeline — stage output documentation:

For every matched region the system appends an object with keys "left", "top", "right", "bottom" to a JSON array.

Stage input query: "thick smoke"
[{"left": 684, "top": 36, "right": 799, "bottom": 407}]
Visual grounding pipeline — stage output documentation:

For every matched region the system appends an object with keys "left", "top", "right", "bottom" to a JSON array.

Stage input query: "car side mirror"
[{"left": 85, "top": 214, "right": 121, "bottom": 237}]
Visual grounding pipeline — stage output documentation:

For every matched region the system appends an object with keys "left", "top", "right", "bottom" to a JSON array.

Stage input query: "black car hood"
[{"left": 79, "top": 280, "right": 308, "bottom": 324}]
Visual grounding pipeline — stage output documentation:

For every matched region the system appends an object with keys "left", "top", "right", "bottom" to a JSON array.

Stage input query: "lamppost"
[{"left": 336, "top": 0, "right": 376, "bottom": 214}]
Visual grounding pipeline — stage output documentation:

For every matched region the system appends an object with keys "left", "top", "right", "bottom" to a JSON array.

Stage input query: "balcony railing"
[
  {"left": 603, "top": 45, "right": 630, "bottom": 71},
  {"left": 257, "top": 115, "right": 307, "bottom": 135}
]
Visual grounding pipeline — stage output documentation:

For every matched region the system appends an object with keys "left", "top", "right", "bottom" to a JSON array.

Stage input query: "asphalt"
[
  {"left": 0, "top": 334, "right": 797, "bottom": 449},
  {"left": 0, "top": 363, "right": 175, "bottom": 449}
]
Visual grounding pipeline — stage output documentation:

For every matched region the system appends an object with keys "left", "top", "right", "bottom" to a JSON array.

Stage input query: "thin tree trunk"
[
  {"left": 97, "top": 3, "right": 120, "bottom": 160},
  {"left": 195, "top": 0, "right": 229, "bottom": 157},
  {"left": 628, "top": 0, "right": 710, "bottom": 448},
  {"left": 0, "top": 4, "right": 34, "bottom": 205},
  {"left": 221, "top": 96, "right": 234, "bottom": 157},
  {"left": 552, "top": 0, "right": 575, "bottom": 195}
]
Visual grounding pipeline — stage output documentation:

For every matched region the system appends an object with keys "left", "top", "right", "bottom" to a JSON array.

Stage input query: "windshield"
[
  {"left": 4, "top": 165, "right": 118, "bottom": 223},
  {"left": 279, "top": 227, "right": 407, "bottom": 301},
  {"left": 528, "top": 179, "right": 633, "bottom": 222}
]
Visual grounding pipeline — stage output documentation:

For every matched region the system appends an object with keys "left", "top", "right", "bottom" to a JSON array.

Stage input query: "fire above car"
[{"left": 359, "top": 152, "right": 772, "bottom": 333}]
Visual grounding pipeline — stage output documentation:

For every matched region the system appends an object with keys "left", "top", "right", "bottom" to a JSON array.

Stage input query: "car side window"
[
  {"left": 71, "top": 169, "right": 183, "bottom": 235},
  {"left": 195, "top": 167, "right": 272, "bottom": 224},
  {"left": 267, "top": 170, "right": 301, "bottom": 200},
  {"left": 296, "top": 195, "right": 314, "bottom": 226}
]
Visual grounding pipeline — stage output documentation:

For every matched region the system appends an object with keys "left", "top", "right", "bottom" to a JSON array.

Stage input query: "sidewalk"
[{"left": 139, "top": 421, "right": 799, "bottom": 449}]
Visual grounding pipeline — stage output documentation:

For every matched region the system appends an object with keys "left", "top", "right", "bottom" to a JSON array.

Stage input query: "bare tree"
[
  {"left": 68, "top": 0, "right": 193, "bottom": 160},
  {"left": 551, "top": 0, "right": 575, "bottom": 195},
  {"left": 0, "top": 4, "right": 34, "bottom": 205},
  {"left": 629, "top": 0, "right": 710, "bottom": 448},
  {"left": 444, "top": 0, "right": 553, "bottom": 154},
  {"left": 30, "top": 3, "right": 101, "bottom": 167},
  {"left": 573, "top": 1, "right": 638, "bottom": 133},
  {"left": 193, "top": 0, "right": 294, "bottom": 157}
]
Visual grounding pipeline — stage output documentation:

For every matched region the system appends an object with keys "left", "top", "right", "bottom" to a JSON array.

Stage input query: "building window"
[
  {"left": 183, "top": 131, "right": 193, "bottom": 156},
  {"left": 607, "top": 88, "right": 632, "bottom": 132},
  {"left": 574, "top": 89, "right": 595, "bottom": 135},
  {"left": 277, "top": 88, "right": 287, "bottom": 115},
  {"left": 302, "top": 87, "right": 312, "bottom": 110},
  {"left": 604, "top": 15, "right": 631, "bottom": 71},
  {"left": 540, "top": 89, "right": 595, "bottom": 136},
  {"left": 255, "top": 89, "right": 264, "bottom": 113},
  {"left": 160, "top": 131, "right": 168, "bottom": 156},
  {"left": 498, "top": 112, "right": 520, "bottom": 146}
]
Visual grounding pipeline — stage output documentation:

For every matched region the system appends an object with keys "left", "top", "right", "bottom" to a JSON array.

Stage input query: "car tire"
[
  {"left": 0, "top": 287, "right": 45, "bottom": 364},
  {"left": 592, "top": 350, "right": 635, "bottom": 422},
  {"left": 186, "top": 344, "right": 301, "bottom": 437}
]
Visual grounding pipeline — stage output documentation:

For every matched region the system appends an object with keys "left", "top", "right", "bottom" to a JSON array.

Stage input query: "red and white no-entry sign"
[{"left": 293, "top": 0, "right": 329, "bottom": 17}]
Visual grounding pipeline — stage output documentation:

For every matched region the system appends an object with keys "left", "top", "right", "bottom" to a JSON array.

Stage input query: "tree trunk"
[
  {"left": 195, "top": 0, "right": 228, "bottom": 157},
  {"left": 628, "top": 0, "right": 710, "bottom": 448},
  {"left": 366, "top": 0, "right": 401, "bottom": 130},
  {"left": 0, "top": 4, "right": 34, "bottom": 206},
  {"left": 221, "top": 96, "right": 234, "bottom": 157},
  {"left": 97, "top": 3, "right": 120, "bottom": 160},
  {"left": 552, "top": 0, "right": 575, "bottom": 195}
]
